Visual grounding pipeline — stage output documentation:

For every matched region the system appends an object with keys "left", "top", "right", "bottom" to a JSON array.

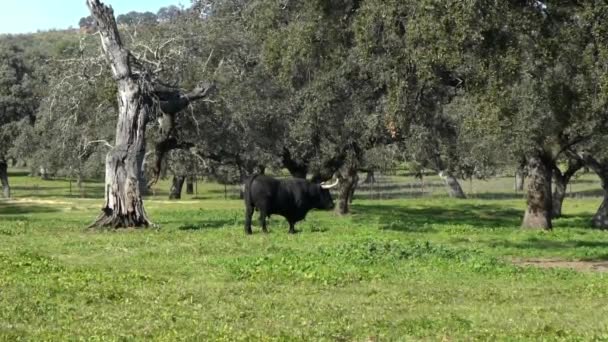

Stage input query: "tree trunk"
[
  {"left": 281, "top": 148, "right": 308, "bottom": 179},
  {"left": 0, "top": 158, "right": 10, "bottom": 198},
  {"left": 186, "top": 176, "right": 194, "bottom": 194},
  {"left": 363, "top": 171, "right": 375, "bottom": 184},
  {"left": 551, "top": 158, "right": 583, "bottom": 218},
  {"left": 139, "top": 150, "right": 150, "bottom": 196},
  {"left": 514, "top": 158, "right": 527, "bottom": 191},
  {"left": 169, "top": 176, "right": 185, "bottom": 200},
  {"left": 335, "top": 167, "right": 358, "bottom": 215},
  {"left": 515, "top": 169, "right": 525, "bottom": 191},
  {"left": 576, "top": 153, "right": 608, "bottom": 229},
  {"left": 88, "top": 0, "right": 151, "bottom": 228},
  {"left": 438, "top": 171, "right": 466, "bottom": 199},
  {"left": 39, "top": 166, "right": 50, "bottom": 180},
  {"left": 522, "top": 153, "right": 553, "bottom": 230},
  {"left": 147, "top": 84, "right": 212, "bottom": 189},
  {"left": 552, "top": 174, "right": 567, "bottom": 219},
  {"left": 77, "top": 172, "right": 84, "bottom": 197}
]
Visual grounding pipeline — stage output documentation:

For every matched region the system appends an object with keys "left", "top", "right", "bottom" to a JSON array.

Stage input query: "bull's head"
[{"left": 316, "top": 179, "right": 339, "bottom": 210}]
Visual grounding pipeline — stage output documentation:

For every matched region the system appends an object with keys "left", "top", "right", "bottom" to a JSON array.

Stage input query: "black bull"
[{"left": 243, "top": 175, "right": 338, "bottom": 234}]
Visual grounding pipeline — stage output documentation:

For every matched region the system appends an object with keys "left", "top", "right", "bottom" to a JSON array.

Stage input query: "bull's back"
[{"left": 246, "top": 175, "right": 280, "bottom": 207}]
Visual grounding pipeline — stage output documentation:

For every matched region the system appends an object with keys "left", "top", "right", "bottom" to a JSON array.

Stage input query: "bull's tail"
[{"left": 244, "top": 174, "right": 260, "bottom": 208}]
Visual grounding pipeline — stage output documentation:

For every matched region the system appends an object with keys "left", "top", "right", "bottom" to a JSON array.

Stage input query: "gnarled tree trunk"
[
  {"left": 438, "top": 171, "right": 466, "bottom": 199},
  {"left": 88, "top": 0, "right": 151, "bottom": 228},
  {"left": 0, "top": 158, "right": 9, "bottom": 198},
  {"left": 169, "top": 176, "right": 186, "bottom": 200},
  {"left": 335, "top": 167, "right": 358, "bottom": 215},
  {"left": 551, "top": 158, "right": 583, "bottom": 218},
  {"left": 522, "top": 153, "right": 553, "bottom": 230}
]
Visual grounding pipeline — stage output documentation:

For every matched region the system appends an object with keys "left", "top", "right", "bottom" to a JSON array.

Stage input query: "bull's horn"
[{"left": 320, "top": 179, "right": 339, "bottom": 189}]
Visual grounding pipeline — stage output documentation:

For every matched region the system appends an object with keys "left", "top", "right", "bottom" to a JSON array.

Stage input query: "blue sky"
[{"left": 0, "top": 0, "right": 184, "bottom": 34}]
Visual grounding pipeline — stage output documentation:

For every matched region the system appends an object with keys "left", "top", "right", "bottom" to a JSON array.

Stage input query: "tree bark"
[
  {"left": 438, "top": 171, "right": 466, "bottom": 199},
  {"left": 186, "top": 176, "right": 194, "bottom": 194},
  {"left": 88, "top": 0, "right": 151, "bottom": 228},
  {"left": 169, "top": 175, "right": 185, "bottom": 200},
  {"left": 0, "top": 158, "right": 10, "bottom": 198},
  {"left": 551, "top": 158, "right": 583, "bottom": 218},
  {"left": 335, "top": 167, "right": 358, "bottom": 215},
  {"left": 522, "top": 153, "right": 553, "bottom": 230}
]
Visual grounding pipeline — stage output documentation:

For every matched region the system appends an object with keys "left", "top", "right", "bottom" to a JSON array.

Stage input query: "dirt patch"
[{"left": 513, "top": 258, "right": 608, "bottom": 273}]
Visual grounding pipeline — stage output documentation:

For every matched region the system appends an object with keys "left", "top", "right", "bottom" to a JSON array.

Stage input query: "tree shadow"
[
  {"left": 569, "top": 189, "right": 605, "bottom": 198},
  {"left": 10, "top": 185, "right": 105, "bottom": 199},
  {"left": 177, "top": 219, "right": 236, "bottom": 230},
  {"left": 0, "top": 202, "right": 60, "bottom": 215},
  {"left": 468, "top": 193, "right": 526, "bottom": 200},
  {"left": 7, "top": 170, "right": 30, "bottom": 177},
  {"left": 487, "top": 238, "right": 608, "bottom": 258},
  {"left": 352, "top": 202, "right": 524, "bottom": 231}
]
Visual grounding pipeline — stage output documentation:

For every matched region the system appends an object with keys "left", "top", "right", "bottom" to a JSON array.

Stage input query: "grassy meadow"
[{"left": 1, "top": 170, "right": 608, "bottom": 340}]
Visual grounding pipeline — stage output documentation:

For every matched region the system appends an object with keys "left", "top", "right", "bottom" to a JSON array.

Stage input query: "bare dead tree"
[{"left": 87, "top": 0, "right": 153, "bottom": 228}]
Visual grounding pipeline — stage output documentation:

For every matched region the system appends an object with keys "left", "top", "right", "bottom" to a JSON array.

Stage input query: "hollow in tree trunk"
[
  {"left": 0, "top": 158, "right": 9, "bottom": 198},
  {"left": 87, "top": 0, "right": 151, "bottom": 228},
  {"left": 551, "top": 158, "right": 582, "bottom": 218},
  {"left": 169, "top": 176, "right": 186, "bottom": 200},
  {"left": 438, "top": 171, "right": 466, "bottom": 199},
  {"left": 335, "top": 167, "right": 358, "bottom": 215},
  {"left": 186, "top": 176, "right": 194, "bottom": 195},
  {"left": 522, "top": 153, "right": 553, "bottom": 230}
]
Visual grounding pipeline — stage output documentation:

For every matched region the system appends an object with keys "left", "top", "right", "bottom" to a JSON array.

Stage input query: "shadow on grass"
[
  {"left": 352, "top": 202, "right": 526, "bottom": 231},
  {"left": 11, "top": 185, "right": 105, "bottom": 199},
  {"left": 487, "top": 237, "right": 608, "bottom": 258},
  {"left": 0, "top": 202, "right": 60, "bottom": 215},
  {"left": 178, "top": 219, "right": 236, "bottom": 230},
  {"left": 468, "top": 193, "right": 526, "bottom": 200},
  {"left": 569, "top": 189, "right": 605, "bottom": 198}
]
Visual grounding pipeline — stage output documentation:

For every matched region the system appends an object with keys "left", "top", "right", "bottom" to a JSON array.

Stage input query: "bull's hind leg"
[
  {"left": 244, "top": 205, "right": 254, "bottom": 235},
  {"left": 259, "top": 211, "right": 269, "bottom": 233}
]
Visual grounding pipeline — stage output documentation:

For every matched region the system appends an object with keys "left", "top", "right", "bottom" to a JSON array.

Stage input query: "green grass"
[{"left": 1, "top": 172, "right": 608, "bottom": 340}]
